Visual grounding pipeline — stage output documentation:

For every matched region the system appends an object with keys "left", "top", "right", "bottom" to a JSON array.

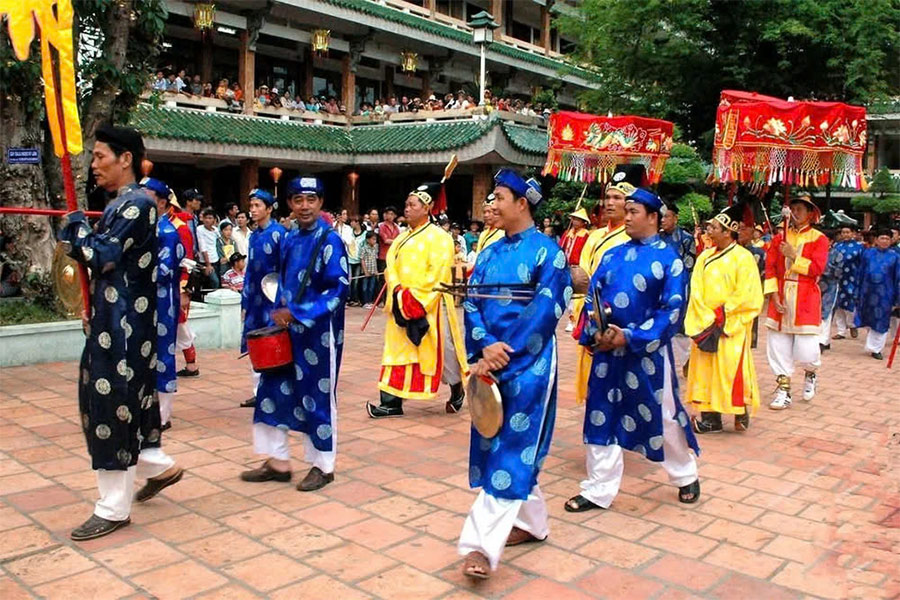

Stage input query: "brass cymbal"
[{"left": 52, "top": 243, "right": 84, "bottom": 315}]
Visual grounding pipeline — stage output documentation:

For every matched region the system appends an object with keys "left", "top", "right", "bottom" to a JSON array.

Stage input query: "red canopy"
[
  {"left": 543, "top": 111, "right": 674, "bottom": 184},
  {"left": 712, "top": 90, "right": 867, "bottom": 189}
]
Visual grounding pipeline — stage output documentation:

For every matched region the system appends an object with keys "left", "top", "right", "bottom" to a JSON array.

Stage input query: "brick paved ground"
[{"left": 0, "top": 307, "right": 898, "bottom": 599}]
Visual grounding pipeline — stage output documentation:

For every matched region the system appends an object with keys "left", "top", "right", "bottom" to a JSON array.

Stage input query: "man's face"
[
  {"left": 839, "top": 227, "right": 853, "bottom": 241},
  {"left": 470, "top": 223, "right": 478, "bottom": 232},
  {"left": 661, "top": 210, "right": 677, "bottom": 233},
  {"left": 340, "top": 209, "right": 348, "bottom": 224},
  {"left": 369, "top": 209, "right": 379, "bottom": 223},
  {"left": 491, "top": 186, "right": 524, "bottom": 230},
  {"left": 604, "top": 189, "right": 627, "bottom": 223},
  {"left": 220, "top": 224, "right": 232, "bottom": 239},
  {"left": 202, "top": 213, "right": 216, "bottom": 228},
  {"left": 790, "top": 202, "right": 812, "bottom": 226},
  {"left": 404, "top": 197, "right": 428, "bottom": 226},
  {"left": 875, "top": 234, "right": 892, "bottom": 250},
  {"left": 707, "top": 220, "right": 731, "bottom": 247},
  {"left": 151, "top": 192, "right": 167, "bottom": 217},
  {"left": 248, "top": 198, "right": 270, "bottom": 223},
  {"left": 367, "top": 235, "right": 376, "bottom": 246},
  {"left": 738, "top": 223, "right": 754, "bottom": 246},
  {"left": 236, "top": 213, "right": 248, "bottom": 227},
  {"left": 624, "top": 202, "right": 656, "bottom": 238},
  {"left": 91, "top": 142, "right": 130, "bottom": 192},
  {"left": 290, "top": 193, "right": 323, "bottom": 228},
  {"left": 892, "top": 229, "right": 900, "bottom": 244},
  {"left": 228, "top": 205, "right": 238, "bottom": 218},
  {"left": 234, "top": 258, "right": 246, "bottom": 271},
  {"left": 188, "top": 198, "right": 201, "bottom": 212},
  {"left": 570, "top": 216, "right": 585, "bottom": 231},
  {"left": 384, "top": 209, "right": 396, "bottom": 223}
]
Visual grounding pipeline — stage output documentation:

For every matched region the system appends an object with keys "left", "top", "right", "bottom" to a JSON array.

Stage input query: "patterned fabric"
[
  {"left": 854, "top": 248, "right": 900, "bottom": 334},
  {"left": 820, "top": 244, "right": 842, "bottom": 322},
  {"left": 764, "top": 225, "right": 829, "bottom": 334},
  {"left": 156, "top": 214, "right": 184, "bottom": 396},
  {"left": 476, "top": 227, "right": 504, "bottom": 254},
  {"left": 241, "top": 220, "right": 287, "bottom": 353},
  {"left": 254, "top": 218, "right": 349, "bottom": 451},
  {"left": 560, "top": 227, "right": 589, "bottom": 266},
  {"left": 579, "top": 235, "right": 699, "bottom": 462},
  {"left": 833, "top": 240, "right": 864, "bottom": 312},
  {"left": 465, "top": 226, "right": 571, "bottom": 500},
  {"left": 59, "top": 184, "right": 162, "bottom": 471},
  {"left": 659, "top": 227, "right": 696, "bottom": 272},
  {"left": 222, "top": 268, "right": 244, "bottom": 291}
]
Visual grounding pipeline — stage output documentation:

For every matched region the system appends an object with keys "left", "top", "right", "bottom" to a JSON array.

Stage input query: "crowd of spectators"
[{"left": 149, "top": 68, "right": 550, "bottom": 120}]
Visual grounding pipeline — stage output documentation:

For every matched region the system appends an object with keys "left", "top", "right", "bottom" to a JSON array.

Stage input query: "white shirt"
[
  {"left": 336, "top": 223, "right": 357, "bottom": 259},
  {"left": 197, "top": 225, "right": 219, "bottom": 263},
  {"left": 232, "top": 226, "right": 250, "bottom": 256}
]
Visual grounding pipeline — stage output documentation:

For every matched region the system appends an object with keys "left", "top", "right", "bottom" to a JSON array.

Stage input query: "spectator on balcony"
[
  {"left": 374, "top": 99, "right": 384, "bottom": 116},
  {"left": 190, "top": 74, "right": 203, "bottom": 96},
  {"left": 232, "top": 82, "right": 244, "bottom": 104},
  {"left": 306, "top": 96, "right": 320, "bottom": 112},
  {"left": 256, "top": 85, "right": 270, "bottom": 107},
  {"left": 399, "top": 96, "right": 410, "bottom": 112},
  {"left": 201, "top": 82, "right": 213, "bottom": 97},
  {"left": 270, "top": 88, "right": 283, "bottom": 109},
  {"left": 293, "top": 95, "right": 306, "bottom": 111},
  {"left": 215, "top": 78, "right": 229, "bottom": 100},
  {"left": 153, "top": 70, "right": 167, "bottom": 91},
  {"left": 383, "top": 96, "right": 398, "bottom": 114}
]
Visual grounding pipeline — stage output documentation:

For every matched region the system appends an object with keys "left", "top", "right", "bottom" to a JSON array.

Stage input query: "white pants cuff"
[
  {"left": 249, "top": 364, "right": 261, "bottom": 396},
  {"left": 817, "top": 313, "right": 834, "bottom": 346},
  {"left": 441, "top": 305, "right": 462, "bottom": 386},
  {"left": 766, "top": 330, "right": 821, "bottom": 377},
  {"left": 865, "top": 329, "right": 888, "bottom": 354},
  {"left": 175, "top": 322, "right": 196, "bottom": 351},
  {"left": 834, "top": 309, "right": 853, "bottom": 336},
  {"left": 253, "top": 422, "right": 291, "bottom": 460},
  {"left": 302, "top": 431, "right": 336, "bottom": 474},
  {"left": 94, "top": 448, "right": 175, "bottom": 521},
  {"left": 458, "top": 486, "right": 548, "bottom": 571},
  {"left": 158, "top": 392, "right": 174, "bottom": 425},
  {"left": 671, "top": 334, "right": 691, "bottom": 369}
]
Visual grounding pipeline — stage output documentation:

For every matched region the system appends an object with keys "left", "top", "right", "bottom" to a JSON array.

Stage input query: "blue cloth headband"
[
  {"left": 493, "top": 168, "right": 543, "bottom": 206},
  {"left": 286, "top": 176, "right": 324, "bottom": 197},
  {"left": 249, "top": 188, "right": 276, "bottom": 206},
  {"left": 626, "top": 187, "right": 664, "bottom": 213},
  {"left": 140, "top": 177, "right": 170, "bottom": 199}
]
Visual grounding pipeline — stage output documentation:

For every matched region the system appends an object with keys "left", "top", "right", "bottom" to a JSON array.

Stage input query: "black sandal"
[
  {"left": 678, "top": 480, "right": 700, "bottom": 504},
  {"left": 564, "top": 494, "right": 603, "bottom": 513}
]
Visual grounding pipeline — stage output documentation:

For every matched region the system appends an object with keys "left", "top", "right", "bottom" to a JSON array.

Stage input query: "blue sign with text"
[{"left": 7, "top": 147, "right": 41, "bottom": 165}]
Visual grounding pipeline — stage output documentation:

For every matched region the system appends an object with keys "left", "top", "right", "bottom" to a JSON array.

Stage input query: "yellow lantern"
[
  {"left": 193, "top": 2, "right": 216, "bottom": 32},
  {"left": 400, "top": 50, "right": 418, "bottom": 73},
  {"left": 311, "top": 29, "right": 331, "bottom": 55}
]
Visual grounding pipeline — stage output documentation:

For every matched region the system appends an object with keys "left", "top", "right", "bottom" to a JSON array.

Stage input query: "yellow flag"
[{"left": 0, "top": 0, "right": 82, "bottom": 156}]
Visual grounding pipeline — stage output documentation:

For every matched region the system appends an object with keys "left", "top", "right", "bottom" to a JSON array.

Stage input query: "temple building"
[{"left": 135, "top": 0, "right": 598, "bottom": 221}]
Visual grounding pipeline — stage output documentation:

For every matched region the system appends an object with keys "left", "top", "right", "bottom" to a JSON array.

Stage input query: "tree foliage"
[{"left": 557, "top": 0, "right": 900, "bottom": 148}]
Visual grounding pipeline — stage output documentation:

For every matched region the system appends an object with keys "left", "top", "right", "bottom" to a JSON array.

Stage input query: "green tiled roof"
[
  {"left": 128, "top": 105, "right": 547, "bottom": 156},
  {"left": 320, "top": 0, "right": 599, "bottom": 83},
  {"left": 502, "top": 123, "right": 549, "bottom": 154}
]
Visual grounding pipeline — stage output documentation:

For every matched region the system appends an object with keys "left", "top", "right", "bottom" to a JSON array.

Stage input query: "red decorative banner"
[
  {"left": 543, "top": 111, "right": 674, "bottom": 184},
  {"left": 712, "top": 90, "right": 867, "bottom": 189}
]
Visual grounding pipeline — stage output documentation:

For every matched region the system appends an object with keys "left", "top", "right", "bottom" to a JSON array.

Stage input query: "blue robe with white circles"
[
  {"left": 833, "top": 240, "right": 864, "bottom": 312},
  {"left": 241, "top": 220, "right": 287, "bottom": 353},
  {"left": 465, "top": 226, "right": 571, "bottom": 501},
  {"left": 854, "top": 247, "right": 900, "bottom": 334},
  {"left": 156, "top": 214, "right": 183, "bottom": 396},
  {"left": 254, "top": 219, "right": 349, "bottom": 451},
  {"left": 59, "top": 184, "right": 163, "bottom": 471},
  {"left": 579, "top": 235, "right": 699, "bottom": 462},
  {"left": 660, "top": 226, "right": 696, "bottom": 332}
]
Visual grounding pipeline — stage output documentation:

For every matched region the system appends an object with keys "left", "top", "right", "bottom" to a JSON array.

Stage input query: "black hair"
[
  {"left": 875, "top": 228, "right": 892, "bottom": 238},
  {"left": 365, "top": 231, "right": 376, "bottom": 239},
  {"left": 237, "top": 210, "right": 249, "bottom": 219},
  {"left": 201, "top": 207, "right": 216, "bottom": 218},
  {"left": 224, "top": 202, "right": 238, "bottom": 212},
  {"left": 219, "top": 221, "right": 233, "bottom": 232}
]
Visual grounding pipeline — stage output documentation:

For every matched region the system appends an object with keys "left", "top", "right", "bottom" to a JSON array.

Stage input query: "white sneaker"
[
  {"left": 564, "top": 322, "right": 574, "bottom": 333},
  {"left": 769, "top": 389, "right": 792, "bottom": 410},
  {"left": 363, "top": 303, "right": 373, "bottom": 309},
  {"left": 802, "top": 371, "right": 817, "bottom": 401}
]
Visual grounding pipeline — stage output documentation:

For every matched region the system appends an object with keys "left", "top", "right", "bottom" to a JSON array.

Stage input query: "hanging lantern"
[
  {"left": 311, "top": 29, "right": 331, "bottom": 56},
  {"left": 400, "top": 50, "right": 418, "bottom": 74},
  {"left": 193, "top": 3, "right": 216, "bottom": 32}
]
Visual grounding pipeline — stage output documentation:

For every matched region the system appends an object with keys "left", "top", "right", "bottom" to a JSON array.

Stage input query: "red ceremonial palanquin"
[
  {"left": 543, "top": 111, "right": 674, "bottom": 184},
  {"left": 712, "top": 90, "right": 867, "bottom": 189},
  {"left": 763, "top": 225, "right": 829, "bottom": 334}
]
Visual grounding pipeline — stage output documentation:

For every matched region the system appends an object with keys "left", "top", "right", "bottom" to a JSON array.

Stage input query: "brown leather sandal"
[
  {"left": 506, "top": 526, "right": 545, "bottom": 546},
  {"left": 462, "top": 551, "right": 490, "bottom": 580}
]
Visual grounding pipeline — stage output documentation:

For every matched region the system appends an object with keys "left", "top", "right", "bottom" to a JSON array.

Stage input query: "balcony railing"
[{"left": 146, "top": 92, "right": 548, "bottom": 129}]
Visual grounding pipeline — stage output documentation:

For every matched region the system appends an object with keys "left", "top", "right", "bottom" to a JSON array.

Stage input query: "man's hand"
[
  {"left": 482, "top": 341, "right": 513, "bottom": 371},
  {"left": 180, "top": 291, "right": 191, "bottom": 311},
  {"left": 770, "top": 293, "right": 785, "bottom": 314},
  {"left": 469, "top": 359, "right": 490, "bottom": 377},
  {"left": 780, "top": 241, "right": 797, "bottom": 260},
  {"left": 594, "top": 324, "right": 627, "bottom": 352},
  {"left": 203, "top": 264, "right": 213, "bottom": 275},
  {"left": 272, "top": 307, "right": 294, "bottom": 328}
]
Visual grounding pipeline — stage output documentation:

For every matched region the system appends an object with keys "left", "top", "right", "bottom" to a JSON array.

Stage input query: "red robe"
[
  {"left": 171, "top": 211, "right": 195, "bottom": 323},
  {"left": 764, "top": 225, "right": 828, "bottom": 335},
  {"left": 560, "top": 227, "right": 589, "bottom": 266}
]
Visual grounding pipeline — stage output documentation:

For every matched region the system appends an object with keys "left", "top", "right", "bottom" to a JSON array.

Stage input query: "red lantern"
[{"left": 141, "top": 159, "right": 154, "bottom": 177}]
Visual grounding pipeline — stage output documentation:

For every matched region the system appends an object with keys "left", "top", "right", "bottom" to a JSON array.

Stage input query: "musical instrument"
[
  {"left": 591, "top": 285, "right": 612, "bottom": 333},
  {"left": 246, "top": 326, "right": 293, "bottom": 373},
  {"left": 570, "top": 265, "right": 589, "bottom": 295},
  {"left": 51, "top": 243, "right": 84, "bottom": 316},
  {"left": 467, "top": 372, "right": 503, "bottom": 438},
  {"left": 435, "top": 281, "right": 535, "bottom": 302},
  {"left": 261, "top": 272, "right": 279, "bottom": 302}
]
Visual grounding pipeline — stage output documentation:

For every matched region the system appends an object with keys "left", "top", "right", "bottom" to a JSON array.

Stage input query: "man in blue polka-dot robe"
[
  {"left": 458, "top": 169, "right": 571, "bottom": 580},
  {"left": 564, "top": 186, "right": 701, "bottom": 515}
]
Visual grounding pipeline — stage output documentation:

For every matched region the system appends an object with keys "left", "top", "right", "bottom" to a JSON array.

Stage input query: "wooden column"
[
  {"left": 341, "top": 54, "right": 356, "bottom": 115},
  {"left": 426, "top": 0, "right": 436, "bottom": 16},
  {"left": 472, "top": 165, "right": 492, "bottom": 221},
  {"left": 421, "top": 71, "right": 432, "bottom": 101},
  {"left": 491, "top": 0, "right": 504, "bottom": 30},
  {"left": 200, "top": 36, "right": 213, "bottom": 83},
  {"left": 540, "top": 4, "right": 551, "bottom": 54},
  {"left": 239, "top": 159, "right": 259, "bottom": 211},
  {"left": 866, "top": 133, "right": 877, "bottom": 176},
  {"left": 303, "top": 49, "right": 315, "bottom": 99},
  {"left": 238, "top": 30, "right": 256, "bottom": 115},
  {"left": 384, "top": 65, "right": 395, "bottom": 99},
  {"left": 200, "top": 169, "right": 214, "bottom": 210}
]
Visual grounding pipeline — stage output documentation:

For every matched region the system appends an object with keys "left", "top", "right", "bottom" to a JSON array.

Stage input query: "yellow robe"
[
  {"left": 684, "top": 244, "right": 763, "bottom": 415},
  {"left": 379, "top": 221, "right": 467, "bottom": 400},
  {"left": 476, "top": 227, "right": 504, "bottom": 253},
  {"left": 573, "top": 223, "right": 630, "bottom": 403}
]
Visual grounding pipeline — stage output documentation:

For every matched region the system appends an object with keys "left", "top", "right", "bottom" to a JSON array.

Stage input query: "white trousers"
[
  {"left": 817, "top": 312, "right": 834, "bottom": 346},
  {"left": 579, "top": 354, "right": 697, "bottom": 508},
  {"left": 671, "top": 334, "right": 691, "bottom": 370},
  {"left": 175, "top": 322, "right": 196, "bottom": 351},
  {"left": 458, "top": 485, "right": 549, "bottom": 571},
  {"left": 441, "top": 305, "right": 462, "bottom": 386},
  {"left": 159, "top": 392, "right": 173, "bottom": 425},
  {"left": 834, "top": 309, "right": 855, "bottom": 337},
  {"left": 766, "top": 330, "right": 821, "bottom": 377},
  {"left": 865, "top": 329, "right": 888, "bottom": 354},
  {"left": 94, "top": 447, "right": 175, "bottom": 521},
  {"left": 252, "top": 422, "right": 336, "bottom": 473},
  {"left": 249, "top": 363, "right": 261, "bottom": 397}
]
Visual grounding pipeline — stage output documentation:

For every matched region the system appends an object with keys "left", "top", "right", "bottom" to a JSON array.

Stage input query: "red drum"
[{"left": 246, "top": 326, "right": 293, "bottom": 373}]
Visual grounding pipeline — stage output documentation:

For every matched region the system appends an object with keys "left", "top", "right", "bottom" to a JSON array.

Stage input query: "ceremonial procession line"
[{"left": 0, "top": 308, "right": 896, "bottom": 600}]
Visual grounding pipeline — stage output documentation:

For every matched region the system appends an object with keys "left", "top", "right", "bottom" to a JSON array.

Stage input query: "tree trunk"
[
  {"left": 71, "top": 0, "right": 134, "bottom": 204},
  {"left": 0, "top": 80, "right": 55, "bottom": 275}
]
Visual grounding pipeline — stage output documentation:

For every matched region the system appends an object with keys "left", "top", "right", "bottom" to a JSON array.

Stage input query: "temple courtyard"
[{"left": 0, "top": 308, "right": 897, "bottom": 599}]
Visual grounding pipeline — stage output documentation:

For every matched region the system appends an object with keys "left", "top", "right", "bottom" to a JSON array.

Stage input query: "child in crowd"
[
  {"left": 222, "top": 252, "right": 246, "bottom": 292},
  {"left": 217, "top": 221, "right": 235, "bottom": 278},
  {"left": 359, "top": 231, "right": 379, "bottom": 308}
]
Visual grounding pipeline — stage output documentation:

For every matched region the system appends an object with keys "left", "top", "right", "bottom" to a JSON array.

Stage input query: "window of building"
[{"left": 313, "top": 73, "right": 341, "bottom": 99}]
